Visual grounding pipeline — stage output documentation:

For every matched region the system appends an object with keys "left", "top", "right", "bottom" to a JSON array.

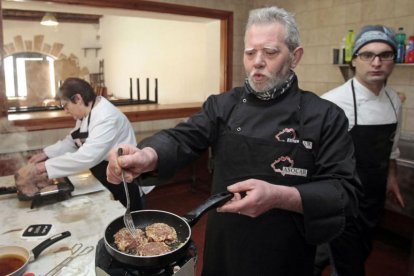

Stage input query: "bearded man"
[{"left": 106, "top": 6, "right": 362, "bottom": 276}]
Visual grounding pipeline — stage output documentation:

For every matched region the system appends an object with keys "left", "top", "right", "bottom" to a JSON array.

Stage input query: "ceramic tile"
[
  {"left": 403, "top": 108, "right": 414, "bottom": 132},
  {"left": 394, "top": 0, "right": 413, "bottom": 17}
]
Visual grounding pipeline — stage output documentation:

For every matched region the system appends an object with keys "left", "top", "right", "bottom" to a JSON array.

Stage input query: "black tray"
[{"left": 16, "top": 177, "right": 74, "bottom": 201}]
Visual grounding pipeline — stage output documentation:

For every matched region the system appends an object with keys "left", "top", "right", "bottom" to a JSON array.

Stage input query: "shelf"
[
  {"left": 336, "top": 63, "right": 414, "bottom": 80},
  {"left": 393, "top": 63, "right": 414, "bottom": 66}
]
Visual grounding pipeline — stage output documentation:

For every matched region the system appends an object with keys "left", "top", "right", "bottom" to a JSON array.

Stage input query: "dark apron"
[
  {"left": 349, "top": 80, "right": 397, "bottom": 229},
  {"left": 71, "top": 100, "right": 143, "bottom": 211},
  {"left": 331, "top": 81, "right": 397, "bottom": 276},
  {"left": 202, "top": 93, "right": 317, "bottom": 276}
]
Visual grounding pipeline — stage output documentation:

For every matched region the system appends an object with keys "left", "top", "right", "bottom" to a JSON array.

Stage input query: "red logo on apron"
[{"left": 271, "top": 156, "right": 308, "bottom": 177}]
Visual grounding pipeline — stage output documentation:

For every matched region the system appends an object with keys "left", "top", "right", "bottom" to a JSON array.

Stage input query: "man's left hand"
[{"left": 217, "top": 179, "right": 302, "bottom": 217}]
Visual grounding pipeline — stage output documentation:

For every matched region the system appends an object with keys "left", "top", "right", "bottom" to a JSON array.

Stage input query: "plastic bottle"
[
  {"left": 405, "top": 35, "right": 414, "bottom": 63},
  {"left": 395, "top": 27, "right": 406, "bottom": 63},
  {"left": 344, "top": 29, "right": 355, "bottom": 63}
]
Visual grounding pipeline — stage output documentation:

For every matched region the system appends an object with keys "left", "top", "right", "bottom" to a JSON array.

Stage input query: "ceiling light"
[{"left": 40, "top": 13, "right": 59, "bottom": 26}]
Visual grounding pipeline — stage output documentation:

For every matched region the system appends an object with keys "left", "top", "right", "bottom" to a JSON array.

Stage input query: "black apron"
[
  {"left": 349, "top": 80, "right": 397, "bottom": 229},
  {"left": 71, "top": 100, "right": 143, "bottom": 211},
  {"left": 330, "top": 81, "right": 398, "bottom": 276},
  {"left": 202, "top": 93, "right": 317, "bottom": 276}
]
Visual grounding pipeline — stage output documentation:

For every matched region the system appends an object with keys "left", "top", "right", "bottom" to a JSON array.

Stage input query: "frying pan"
[
  {"left": 104, "top": 191, "right": 233, "bottom": 268},
  {"left": 0, "top": 231, "right": 71, "bottom": 276}
]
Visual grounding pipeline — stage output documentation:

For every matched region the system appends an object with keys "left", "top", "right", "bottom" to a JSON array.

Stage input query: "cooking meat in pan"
[
  {"left": 15, "top": 165, "right": 49, "bottom": 196},
  {"left": 113, "top": 222, "right": 178, "bottom": 256},
  {"left": 145, "top": 222, "right": 177, "bottom": 244},
  {"left": 15, "top": 164, "right": 62, "bottom": 197},
  {"left": 138, "top": 241, "right": 171, "bottom": 256},
  {"left": 113, "top": 228, "right": 148, "bottom": 254}
]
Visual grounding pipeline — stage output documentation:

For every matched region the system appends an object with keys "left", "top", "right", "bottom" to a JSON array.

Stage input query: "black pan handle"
[
  {"left": 32, "top": 231, "right": 71, "bottom": 259},
  {"left": 182, "top": 191, "right": 233, "bottom": 227}
]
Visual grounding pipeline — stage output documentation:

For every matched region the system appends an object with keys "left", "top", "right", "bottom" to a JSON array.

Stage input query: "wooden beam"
[{"left": 3, "top": 9, "right": 102, "bottom": 24}]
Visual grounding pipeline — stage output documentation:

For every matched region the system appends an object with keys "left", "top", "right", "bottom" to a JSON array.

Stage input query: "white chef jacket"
[
  {"left": 44, "top": 96, "right": 154, "bottom": 194},
  {"left": 321, "top": 78, "right": 402, "bottom": 159}
]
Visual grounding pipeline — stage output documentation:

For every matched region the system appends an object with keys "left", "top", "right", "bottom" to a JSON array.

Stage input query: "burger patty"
[
  {"left": 145, "top": 223, "right": 178, "bottom": 244},
  {"left": 113, "top": 228, "right": 148, "bottom": 254},
  {"left": 138, "top": 242, "right": 171, "bottom": 256},
  {"left": 113, "top": 222, "right": 178, "bottom": 256}
]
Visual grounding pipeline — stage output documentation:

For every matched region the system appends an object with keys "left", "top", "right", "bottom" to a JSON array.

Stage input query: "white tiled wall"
[
  {"left": 254, "top": 0, "right": 414, "bottom": 136},
  {"left": 154, "top": 0, "right": 414, "bottom": 136}
]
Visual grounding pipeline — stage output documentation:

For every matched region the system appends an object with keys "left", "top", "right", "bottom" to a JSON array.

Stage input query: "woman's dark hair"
[{"left": 59, "top": 78, "right": 96, "bottom": 106}]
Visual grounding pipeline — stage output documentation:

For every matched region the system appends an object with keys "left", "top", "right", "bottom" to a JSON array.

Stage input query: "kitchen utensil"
[
  {"left": 117, "top": 148, "right": 137, "bottom": 239},
  {"left": 104, "top": 191, "right": 233, "bottom": 268},
  {"left": 0, "top": 231, "right": 71, "bottom": 276},
  {"left": 22, "top": 224, "right": 52, "bottom": 237},
  {"left": 0, "top": 186, "right": 17, "bottom": 195},
  {"left": 44, "top": 243, "right": 94, "bottom": 276}
]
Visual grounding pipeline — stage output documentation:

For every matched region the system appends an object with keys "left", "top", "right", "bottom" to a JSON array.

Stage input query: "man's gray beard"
[
  {"left": 247, "top": 55, "right": 294, "bottom": 93},
  {"left": 247, "top": 73, "right": 289, "bottom": 93}
]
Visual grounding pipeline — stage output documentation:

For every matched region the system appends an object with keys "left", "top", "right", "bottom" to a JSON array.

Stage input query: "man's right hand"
[{"left": 106, "top": 144, "right": 158, "bottom": 184}]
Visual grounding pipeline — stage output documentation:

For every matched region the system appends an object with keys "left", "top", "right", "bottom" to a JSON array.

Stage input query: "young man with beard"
[
  {"left": 106, "top": 6, "right": 361, "bottom": 276},
  {"left": 314, "top": 25, "right": 405, "bottom": 276}
]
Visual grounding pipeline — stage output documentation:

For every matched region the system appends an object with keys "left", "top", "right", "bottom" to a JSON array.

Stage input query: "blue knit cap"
[{"left": 352, "top": 25, "right": 397, "bottom": 56}]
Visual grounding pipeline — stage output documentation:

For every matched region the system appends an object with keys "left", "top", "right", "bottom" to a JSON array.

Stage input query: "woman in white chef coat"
[{"left": 29, "top": 77, "right": 147, "bottom": 210}]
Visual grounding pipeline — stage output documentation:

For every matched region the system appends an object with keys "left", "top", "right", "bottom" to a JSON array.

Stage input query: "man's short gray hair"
[{"left": 246, "top": 6, "right": 300, "bottom": 52}]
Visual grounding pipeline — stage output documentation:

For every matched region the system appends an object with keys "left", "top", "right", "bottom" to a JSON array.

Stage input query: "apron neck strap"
[
  {"left": 351, "top": 79, "right": 358, "bottom": 126},
  {"left": 351, "top": 79, "right": 397, "bottom": 126}
]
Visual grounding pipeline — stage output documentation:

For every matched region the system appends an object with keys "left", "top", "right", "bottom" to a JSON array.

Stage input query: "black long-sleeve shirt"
[{"left": 140, "top": 80, "right": 361, "bottom": 246}]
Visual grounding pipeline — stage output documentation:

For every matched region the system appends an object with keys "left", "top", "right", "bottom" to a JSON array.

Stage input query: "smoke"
[{"left": 0, "top": 118, "right": 29, "bottom": 177}]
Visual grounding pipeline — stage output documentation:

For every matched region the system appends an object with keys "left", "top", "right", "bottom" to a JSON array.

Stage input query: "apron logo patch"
[
  {"left": 302, "top": 140, "right": 313, "bottom": 149},
  {"left": 275, "top": 128, "right": 299, "bottom": 143},
  {"left": 271, "top": 156, "right": 308, "bottom": 177}
]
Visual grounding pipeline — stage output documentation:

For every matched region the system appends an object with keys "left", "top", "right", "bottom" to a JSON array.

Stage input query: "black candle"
[
  {"left": 136, "top": 78, "right": 140, "bottom": 101},
  {"left": 129, "top": 78, "right": 133, "bottom": 100},
  {"left": 155, "top": 78, "right": 158, "bottom": 103},
  {"left": 146, "top": 78, "right": 150, "bottom": 101}
]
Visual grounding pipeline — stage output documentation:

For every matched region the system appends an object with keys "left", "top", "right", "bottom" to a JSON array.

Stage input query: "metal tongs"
[
  {"left": 118, "top": 148, "right": 138, "bottom": 239},
  {"left": 44, "top": 243, "right": 94, "bottom": 276}
]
